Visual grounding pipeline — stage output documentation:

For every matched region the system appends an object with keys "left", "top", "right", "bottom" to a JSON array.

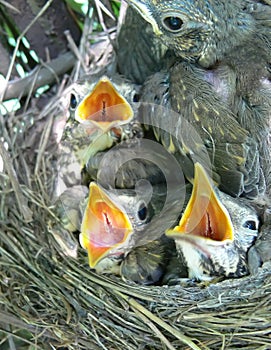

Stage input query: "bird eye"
[
  {"left": 70, "top": 93, "right": 78, "bottom": 110},
  {"left": 243, "top": 220, "right": 257, "bottom": 230},
  {"left": 133, "top": 93, "right": 140, "bottom": 102},
  {"left": 137, "top": 202, "right": 148, "bottom": 221},
  {"left": 162, "top": 16, "right": 183, "bottom": 32}
]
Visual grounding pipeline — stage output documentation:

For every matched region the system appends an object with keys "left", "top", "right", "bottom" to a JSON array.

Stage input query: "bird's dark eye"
[
  {"left": 162, "top": 16, "right": 183, "bottom": 32},
  {"left": 70, "top": 93, "right": 78, "bottom": 110},
  {"left": 138, "top": 203, "right": 147, "bottom": 221},
  {"left": 133, "top": 93, "right": 140, "bottom": 102},
  {"left": 243, "top": 220, "right": 257, "bottom": 230}
]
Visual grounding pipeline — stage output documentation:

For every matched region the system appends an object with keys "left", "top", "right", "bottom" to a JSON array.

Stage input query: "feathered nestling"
[
  {"left": 166, "top": 163, "right": 260, "bottom": 280},
  {"left": 127, "top": 0, "right": 271, "bottom": 199}
]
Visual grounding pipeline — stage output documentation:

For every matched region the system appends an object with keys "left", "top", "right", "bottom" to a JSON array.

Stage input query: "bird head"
[
  {"left": 166, "top": 162, "right": 259, "bottom": 279},
  {"left": 127, "top": 0, "right": 254, "bottom": 67},
  {"left": 60, "top": 75, "right": 140, "bottom": 171},
  {"left": 79, "top": 182, "right": 155, "bottom": 269},
  {"left": 68, "top": 75, "right": 135, "bottom": 132}
]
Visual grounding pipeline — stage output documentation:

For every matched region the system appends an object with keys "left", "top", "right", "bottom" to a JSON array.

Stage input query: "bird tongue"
[
  {"left": 167, "top": 163, "right": 234, "bottom": 242},
  {"left": 75, "top": 76, "right": 134, "bottom": 130},
  {"left": 80, "top": 182, "right": 133, "bottom": 267}
]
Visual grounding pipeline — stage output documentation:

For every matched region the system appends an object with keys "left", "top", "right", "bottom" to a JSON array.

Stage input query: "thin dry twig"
[
  {"left": 2, "top": 51, "right": 76, "bottom": 101},
  {"left": 65, "top": 30, "right": 88, "bottom": 74},
  {"left": 34, "top": 115, "right": 54, "bottom": 176},
  {"left": 0, "top": 0, "right": 54, "bottom": 102},
  {"left": 94, "top": 0, "right": 116, "bottom": 52},
  {"left": 0, "top": 141, "right": 33, "bottom": 222},
  {"left": 131, "top": 307, "right": 177, "bottom": 350},
  {"left": 0, "top": 1, "right": 20, "bottom": 13},
  {"left": 125, "top": 296, "right": 201, "bottom": 350}
]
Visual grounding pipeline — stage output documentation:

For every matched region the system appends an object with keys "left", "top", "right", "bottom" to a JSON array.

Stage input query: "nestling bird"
[
  {"left": 57, "top": 74, "right": 142, "bottom": 189},
  {"left": 79, "top": 180, "right": 185, "bottom": 284},
  {"left": 52, "top": 178, "right": 180, "bottom": 284},
  {"left": 126, "top": 0, "right": 271, "bottom": 199},
  {"left": 166, "top": 163, "right": 260, "bottom": 280}
]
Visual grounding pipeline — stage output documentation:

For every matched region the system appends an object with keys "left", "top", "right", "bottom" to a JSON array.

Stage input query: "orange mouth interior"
[
  {"left": 75, "top": 76, "right": 134, "bottom": 129},
  {"left": 167, "top": 163, "right": 234, "bottom": 242},
  {"left": 80, "top": 182, "right": 133, "bottom": 267}
]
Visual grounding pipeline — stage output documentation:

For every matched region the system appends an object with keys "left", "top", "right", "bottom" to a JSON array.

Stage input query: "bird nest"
[{"left": 1, "top": 5, "right": 271, "bottom": 350}]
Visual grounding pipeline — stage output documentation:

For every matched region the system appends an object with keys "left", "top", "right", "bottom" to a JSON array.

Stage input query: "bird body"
[
  {"left": 52, "top": 178, "right": 179, "bottom": 285},
  {"left": 120, "top": 235, "right": 176, "bottom": 285},
  {"left": 140, "top": 76, "right": 263, "bottom": 198},
  {"left": 63, "top": 74, "right": 140, "bottom": 158},
  {"left": 57, "top": 74, "right": 142, "bottom": 191},
  {"left": 127, "top": 0, "right": 271, "bottom": 199},
  {"left": 54, "top": 185, "right": 88, "bottom": 232},
  {"left": 79, "top": 180, "right": 184, "bottom": 284}
]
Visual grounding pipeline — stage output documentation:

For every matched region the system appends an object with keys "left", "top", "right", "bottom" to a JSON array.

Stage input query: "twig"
[
  {"left": 0, "top": 0, "right": 54, "bottom": 102},
  {"left": 95, "top": 0, "right": 115, "bottom": 22},
  {"left": 0, "top": 141, "right": 33, "bottom": 222},
  {"left": 0, "top": 312, "right": 50, "bottom": 338},
  {"left": 34, "top": 115, "right": 54, "bottom": 176},
  {"left": 64, "top": 260, "right": 157, "bottom": 302},
  {"left": 65, "top": 30, "right": 88, "bottom": 73},
  {"left": 0, "top": 328, "right": 44, "bottom": 350},
  {"left": 0, "top": 1, "right": 20, "bottom": 13},
  {"left": 94, "top": 0, "right": 116, "bottom": 49},
  {"left": 118, "top": 293, "right": 202, "bottom": 350},
  {"left": 131, "top": 307, "right": 177, "bottom": 350},
  {"left": 2, "top": 51, "right": 76, "bottom": 101},
  {"left": 72, "top": 2, "right": 94, "bottom": 79},
  {"left": 94, "top": 0, "right": 109, "bottom": 32}
]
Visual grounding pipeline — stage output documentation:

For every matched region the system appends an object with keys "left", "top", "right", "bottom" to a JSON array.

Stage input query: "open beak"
[
  {"left": 75, "top": 76, "right": 134, "bottom": 131},
  {"left": 128, "top": 0, "right": 162, "bottom": 35},
  {"left": 80, "top": 182, "right": 133, "bottom": 268},
  {"left": 166, "top": 163, "right": 234, "bottom": 243}
]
